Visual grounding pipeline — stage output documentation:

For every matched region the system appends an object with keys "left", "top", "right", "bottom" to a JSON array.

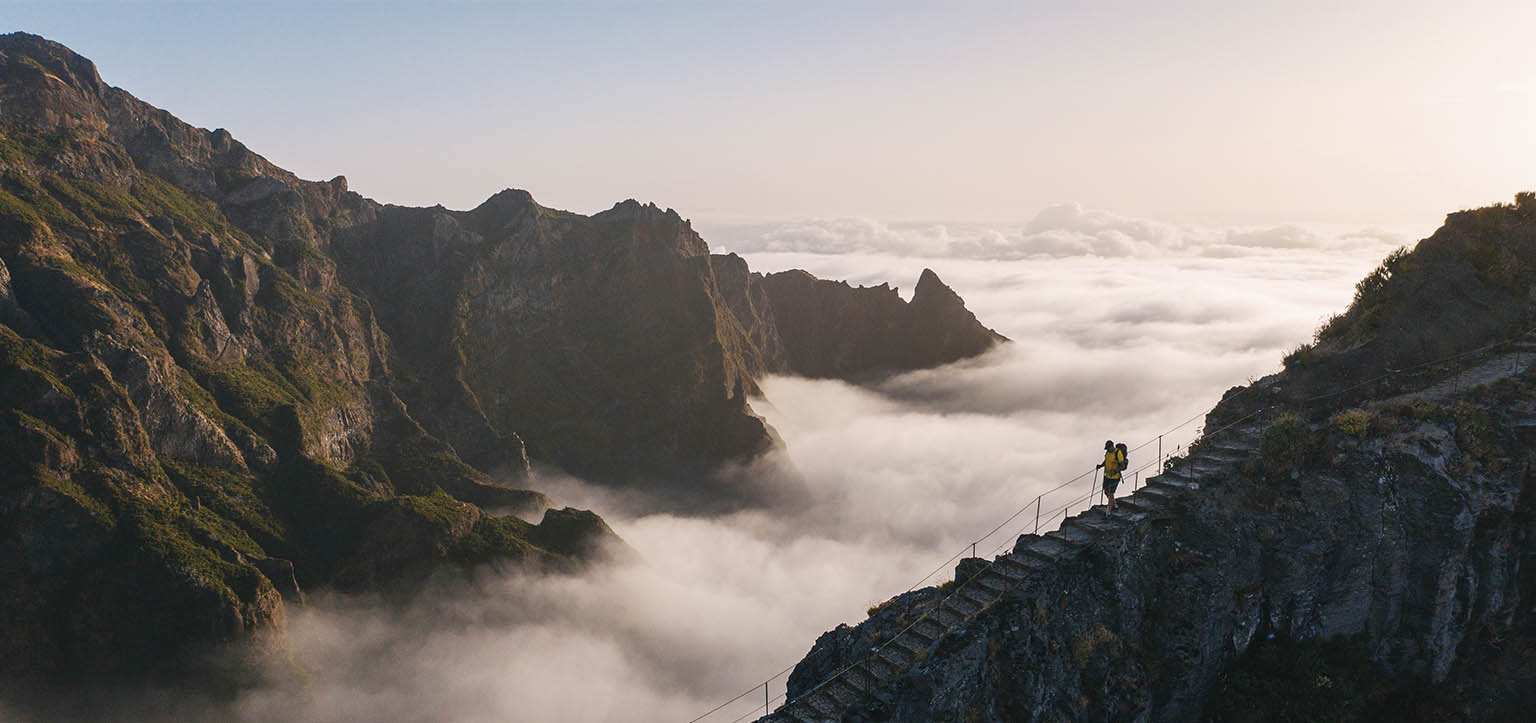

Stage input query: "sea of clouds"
[{"left": 10, "top": 207, "right": 1434, "bottom": 722}]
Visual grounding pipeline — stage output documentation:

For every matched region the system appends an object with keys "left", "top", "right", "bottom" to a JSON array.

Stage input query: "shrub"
[
  {"left": 1260, "top": 414, "right": 1315, "bottom": 474},
  {"left": 1282, "top": 342, "right": 1316, "bottom": 369},
  {"left": 1329, "top": 411, "right": 1370, "bottom": 439},
  {"left": 1071, "top": 624, "right": 1118, "bottom": 667}
]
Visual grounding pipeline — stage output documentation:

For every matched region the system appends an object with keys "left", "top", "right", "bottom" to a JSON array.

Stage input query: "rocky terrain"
[
  {"left": 766, "top": 195, "right": 1536, "bottom": 721},
  {"left": 0, "top": 31, "right": 1004, "bottom": 687}
]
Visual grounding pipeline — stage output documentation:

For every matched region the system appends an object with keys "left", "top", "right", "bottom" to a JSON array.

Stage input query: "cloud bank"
[
  {"left": 4, "top": 229, "right": 1407, "bottom": 722},
  {"left": 703, "top": 204, "right": 1427, "bottom": 261}
]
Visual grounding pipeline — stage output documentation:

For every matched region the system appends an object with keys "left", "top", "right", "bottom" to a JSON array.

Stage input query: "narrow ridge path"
[{"left": 1381, "top": 330, "right": 1536, "bottom": 406}]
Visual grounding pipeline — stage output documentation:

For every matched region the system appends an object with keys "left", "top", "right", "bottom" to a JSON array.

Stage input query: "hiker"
[{"left": 1096, "top": 440, "right": 1127, "bottom": 513}]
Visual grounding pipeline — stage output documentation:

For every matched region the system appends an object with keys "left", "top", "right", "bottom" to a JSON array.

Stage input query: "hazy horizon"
[{"left": 5, "top": 0, "right": 1533, "bottom": 228}]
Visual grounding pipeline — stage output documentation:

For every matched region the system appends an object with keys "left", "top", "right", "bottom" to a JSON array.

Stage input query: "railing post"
[
  {"left": 765, "top": 682, "right": 769, "bottom": 716},
  {"left": 971, "top": 541, "right": 977, "bottom": 559},
  {"left": 1034, "top": 495, "right": 1041, "bottom": 533},
  {"left": 1158, "top": 435, "right": 1162, "bottom": 468}
]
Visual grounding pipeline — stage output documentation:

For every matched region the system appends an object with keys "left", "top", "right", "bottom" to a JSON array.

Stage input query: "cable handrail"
[{"left": 691, "top": 323, "right": 1536, "bottom": 722}]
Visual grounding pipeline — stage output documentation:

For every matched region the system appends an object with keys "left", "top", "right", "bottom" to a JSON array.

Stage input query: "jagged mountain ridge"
[
  {"left": 0, "top": 31, "right": 1005, "bottom": 683},
  {"left": 766, "top": 196, "right": 1536, "bottom": 721},
  {"left": 756, "top": 266, "right": 1007, "bottom": 379}
]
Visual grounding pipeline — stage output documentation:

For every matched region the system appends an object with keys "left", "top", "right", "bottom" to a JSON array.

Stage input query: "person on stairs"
[{"left": 1096, "top": 440, "right": 1127, "bottom": 514}]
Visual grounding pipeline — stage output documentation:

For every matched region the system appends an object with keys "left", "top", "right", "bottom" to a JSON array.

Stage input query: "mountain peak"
[
  {"left": 0, "top": 32, "right": 104, "bottom": 92},
  {"left": 911, "top": 268, "right": 963, "bottom": 309},
  {"left": 474, "top": 187, "right": 536, "bottom": 210}
]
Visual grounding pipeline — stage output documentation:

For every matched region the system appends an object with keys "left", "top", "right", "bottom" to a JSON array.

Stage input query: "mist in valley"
[{"left": 9, "top": 220, "right": 1417, "bottom": 722}]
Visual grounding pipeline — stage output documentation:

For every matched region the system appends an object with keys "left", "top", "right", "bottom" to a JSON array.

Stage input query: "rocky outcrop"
[
  {"left": 757, "top": 267, "right": 1007, "bottom": 379},
  {"left": 1284, "top": 193, "right": 1536, "bottom": 401}
]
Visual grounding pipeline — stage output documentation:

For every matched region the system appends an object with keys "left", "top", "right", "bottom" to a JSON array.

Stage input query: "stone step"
[
  {"left": 891, "top": 630, "right": 930, "bottom": 657},
  {"left": 800, "top": 693, "right": 840, "bottom": 721},
  {"left": 945, "top": 594, "right": 983, "bottom": 617},
  {"left": 843, "top": 663, "right": 879, "bottom": 691},
  {"left": 1065, "top": 515, "right": 1123, "bottom": 537},
  {"left": 876, "top": 643, "right": 914, "bottom": 669},
  {"left": 1012, "top": 533, "right": 1042, "bottom": 554},
  {"left": 904, "top": 623, "right": 938, "bottom": 648},
  {"left": 1115, "top": 499, "right": 1158, "bottom": 516},
  {"left": 1202, "top": 448, "right": 1248, "bottom": 464},
  {"left": 914, "top": 617, "right": 947, "bottom": 641},
  {"left": 1007, "top": 551, "right": 1055, "bottom": 569},
  {"left": 1189, "top": 460, "right": 1232, "bottom": 477},
  {"left": 1027, "top": 534, "right": 1082, "bottom": 558},
  {"left": 1160, "top": 460, "right": 1204, "bottom": 478},
  {"left": 798, "top": 691, "right": 837, "bottom": 719},
  {"left": 1016, "top": 546, "right": 1057, "bottom": 566},
  {"left": 958, "top": 584, "right": 995, "bottom": 608},
  {"left": 824, "top": 678, "right": 864, "bottom": 709},
  {"left": 973, "top": 572, "right": 1010, "bottom": 596},
  {"left": 991, "top": 556, "right": 1036, "bottom": 580},
  {"left": 1147, "top": 475, "right": 1199, "bottom": 491},
  {"left": 1049, "top": 523, "right": 1097, "bottom": 546},
  {"left": 865, "top": 653, "right": 898, "bottom": 681},
  {"left": 1135, "top": 485, "right": 1179, "bottom": 503},
  {"left": 934, "top": 607, "right": 965, "bottom": 628}
]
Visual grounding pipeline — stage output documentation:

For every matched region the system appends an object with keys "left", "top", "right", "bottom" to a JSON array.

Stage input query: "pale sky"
[{"left": 5, "top": 0, "right": 1533, "bottom": 226}]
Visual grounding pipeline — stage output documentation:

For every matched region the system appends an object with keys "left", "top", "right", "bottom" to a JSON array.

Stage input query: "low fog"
[{"left": 14, "top": 227, "right": 1416, "bottom": 721}]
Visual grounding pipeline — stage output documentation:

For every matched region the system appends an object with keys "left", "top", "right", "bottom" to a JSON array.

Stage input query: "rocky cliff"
[
  {"left": 754, "top": 267, "right": 1007, "bottom": 379},
  {"left": 768, "top": 197, "right": 1536, "bottom": 722},
  {"left": 0, "top": 32, "right": 1006, "bottom": 684}
]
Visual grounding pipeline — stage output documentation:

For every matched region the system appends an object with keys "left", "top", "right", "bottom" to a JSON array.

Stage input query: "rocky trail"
[
  {"left": 761, "top": 417, "right": 1272, "bottom": 723},
  {"left": 1381, "top": 330, "right": 1536, "bottom": 406}
]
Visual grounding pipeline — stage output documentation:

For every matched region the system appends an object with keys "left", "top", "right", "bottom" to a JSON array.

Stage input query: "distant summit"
[{"left": 749, "top": 265, "right": 1007, "bottom": 379}]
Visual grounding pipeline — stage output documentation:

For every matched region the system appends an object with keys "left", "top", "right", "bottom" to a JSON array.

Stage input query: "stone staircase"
[{"left": 762, "top": 418, "right": 1270, "bottom": 723}]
